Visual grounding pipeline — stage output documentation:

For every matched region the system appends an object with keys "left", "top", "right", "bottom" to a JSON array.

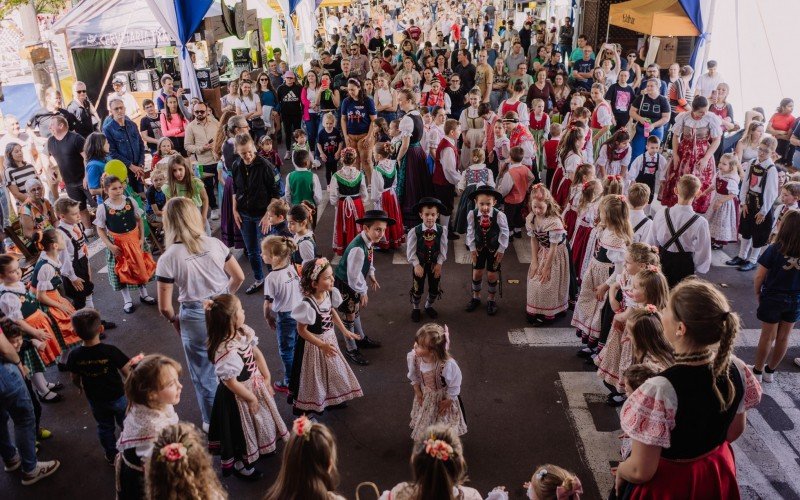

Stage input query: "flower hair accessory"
[
  {"left": 644, "top": 304, "right": 659, "bottom": 314},
  {"left": 159, "top": 442, "right": 188, "bottom": 462},
  {"left": 293, "top": 416, "right": 313, "bottom": 441},
  {"left": 424, "top": 437, "right": 454, "bottom": 461},
  {"left": 532, "top": 183, "right": 545, "bottom": 191},
  {"left": 342, "top": 146, "right": 357, "bottom": 159},
  {"left": 310, "top": 258, "right": 329, "bottom": 281},
  {"left": 646, "top": 264, "right": 659, "bottom": 272},
  {"left": 556, "top": 477, "right": 584, "bottom": 500},
  {"left": 616, "top": 194, "right": 626, "bottom": 202},
  {"left": 535, "top": 468, "right": 548, "bottom": 481}
]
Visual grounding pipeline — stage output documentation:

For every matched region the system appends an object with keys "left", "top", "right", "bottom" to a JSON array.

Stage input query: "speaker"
[
  {"left": 135, "top": 69, "right": 160, "bottom": 92},
  {"left": 114, "top": 71, "right": 137, "bottom": 92}
]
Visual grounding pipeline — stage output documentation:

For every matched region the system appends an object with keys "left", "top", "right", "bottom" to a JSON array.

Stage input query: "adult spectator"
[
  {"left": 348, "top": 41, "right": 370, "bottom": 79},
  {"left": 0, "top": 327, "right": 61, "bottom": 485},
  {"left": 508, "top": 62, "right": 534, "bottom": 94},
  {"left": 220, "top": 80, "right": 240, "bottom": 114},
  {"left": 106, "top": 76, "right": 140, "bottom": 119},
  {"left": 300, "top": 70, "right": 323, "bottom": 153},
  {"left": 571, "top": 45, "right": 595, "bottom": 91},
  {"left": 276, "top": 71, "right": 304, "bottom": 157},
  {"left": 668, "top": 65, "right": 694, "bottom": 117},
  {"left": 47, "top": 116, "right": 93, "bottom": 230},
  {"left": 638, "top": 64, "right": 667, "bottom": 96},
  {"left": 558, "top": 16, "right": 574, "bottom": 55},
  {"left": 445, "top": 74, "right": 469, "bottom": 120},
  {"left": 624, "top": 51, "right": 642, "bottom": 88},
  {"left": 335, "top": 58, "right": 360, "bottom": 95},
  {"left": 474, "top": 49, "right": 494, "bottom": 104},
  {"left": 391, "top": 58, "right": 422, "bottom": 89},
  {"left": 66, "top": 81, "right": 99, "bottom": 138},
  {"left": 102, "top": 98, "right": 147, "bottom": 193},
  {"left": 159, "top": 95, "right": 189, "bottom": 156},
  {"left": 693, "top": 60, "right": 723, "bottom": 99},
  {"left": 767, "top": 98, "right": 796, "bottom": 165},
  {"left": 519, "top": 21, "right": 533, "bottom": 55},
  {"left": 629, "top": 78, "right": 671, "bottom": 159},
  {"left": 235, "top": 79, "right": 266, "bottom": 143},
  {"left": 368, "top": 27, "right": 385, "bottom": 56},
  {"left": 396, "top": 87, "right": 433, "bottom": 227},
  {"left": 0, "top": 116, "right": 34, "bottom": 173},
  {"left": 605, "top": 70, "right": 635, "bottom": 129},
  {"left": 552, "top": 73, "right": 573, "bottom": 117},
  {"left": 138, "top": 99, "right": 163, "bottom": 155},
  {"left": 569, "top": 34, "right": 593, "bottom": 65},
  {"left": 380, "top": 49, "right": 396, "bottom": 76},
  {"left": 3, "top": 143, "right": 38, "bottom": 207},
  {"left": 156, "top": 197, "right": 244, "bottom": 430},
  {"left": 505, "top": 40, "right": 526, "bottom": 73},
  {"left": 230, "top": 134, "right": 279, "bottom": 295},
  {"left": 256, "top": 73, "right": 280, "bottom": 139},
  {"left": 266, "top": 59, "right": 284, "bottom": 93},
  {"left": 526, "top": 68, "right": 555, "bottom": 112},
  {"left": 791, "top": 118, "right": 800, "bottom": 170},
  {"left": 156, "top": 74, "right": 176, "bottom": 111},
  {"left": 84, "top": 132, "right": 109, "bottom": 205},
  {"left": 615, "top": 280, "right": 760, "bottom": 498},
  {"left": 490, "top": 57, "right": 510, "bottom": 110},
  {"left": 185, "top": 102, "right": 220, "bottom": 215},
  {"left": 28, "top": 88, "right": 78, "bottom": 139},
  {"left": 340, "top": 79, "right": 377, "bottom": 176},
  {"left": 529, "top": 45, "right": 550, "bottom": 74},
  {"left": 405, "top": 18, "right": 423, "bottom": 43},
  {"left": 321, "top": 51, "right": 342, "bottom": 77},
  {"left": 544, "top": 51, "right": 567, "bottom": 81}
]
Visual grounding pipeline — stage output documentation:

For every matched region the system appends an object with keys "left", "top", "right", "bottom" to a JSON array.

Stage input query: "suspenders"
[
  {"left": 633, "top": 216, "right": 651, "bottom": 234},
  {"left": 663, "top": 208, "right": 699, "bottom": 253}
]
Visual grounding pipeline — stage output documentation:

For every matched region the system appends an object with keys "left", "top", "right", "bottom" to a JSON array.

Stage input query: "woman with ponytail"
[{"left": 615, "top": 278, "right": 762, "bottom": 499}]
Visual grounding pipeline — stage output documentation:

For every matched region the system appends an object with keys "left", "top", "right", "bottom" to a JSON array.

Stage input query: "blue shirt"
[
  {"left": 102, "top": 118, "right": 146, "bottom": 168},
  {"left": 758, "top": 244, "right": 800, "bottom": 295},
  {"left": 340, "top": 96, "right": 376, "bottom": 135},
  {"left": 572, "top": 58, "right": 594, "bottom": 90},
  {"left": 259, "top": 90, "right": 278, "bottom": 108},
  {"left": 86, "top": 157, "right": 107, "bottom": 205}
]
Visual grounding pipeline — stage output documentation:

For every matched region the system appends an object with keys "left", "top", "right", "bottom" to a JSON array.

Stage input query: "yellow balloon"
[{"left": 104, "top": 159, "right": 128, "bottom": 181}]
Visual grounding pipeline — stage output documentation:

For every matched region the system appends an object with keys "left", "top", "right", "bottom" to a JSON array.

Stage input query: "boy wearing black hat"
[
  {"left": 407, "top": 197, "right": 449, "bottom": 322},
  {"left": 466, "top": 186, "right": 509, "bottom": 316},
  {"left": 334, "top": 209, "right": 395, "bottom": 365}
]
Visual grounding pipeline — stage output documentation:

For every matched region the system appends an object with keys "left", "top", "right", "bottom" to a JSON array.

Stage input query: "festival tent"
[{"left": 608, "top": 0, "right": 700, "bottom": 37}]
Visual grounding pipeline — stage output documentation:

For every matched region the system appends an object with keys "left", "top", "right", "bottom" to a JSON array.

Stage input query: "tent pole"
[
  {"left": 700, "top": 0, "right": 717, "bottom": 70},
  {"left": 605, "top": 20, "right": 610, "bottom": 44},
  {"left": 94, "top": 16, "right": 132, "bottom": 111}
]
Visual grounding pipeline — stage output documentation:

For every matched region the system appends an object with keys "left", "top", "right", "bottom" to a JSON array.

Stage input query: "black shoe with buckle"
[
  {"left": 345, "top": 349, "right": 369, "bottom": 365},
  {"left": 725, "top": 256, "right": 745, "bottom": 266},
  {"left": 738, "top": 261, "right": 757, "bottom": 272},
  {"left": 486, "top": 300, "right": 498, "bottom": 316},
  {"left": 233, "top": 466, "right": 263, "bottom": 482},
  {"left": 424, "top": 306, "right": 438, "bottom": 319},
  {"left": 139, "top": 295, "right": 157, "bottom": 305},
  {"left": 577, "top": 346, "right": 593, "bottom": 358},
  {"left": 465, "top": 298, "right": 481, "bottom": 312},
  {"left": 411, "top": 309, "right": 421, "bottom": 322},
  {"left": 356, "top": 336, "right": 381, "bottom": 349}
]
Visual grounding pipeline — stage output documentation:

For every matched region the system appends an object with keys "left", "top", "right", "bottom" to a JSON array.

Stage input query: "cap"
[{"left": 112, "top": 76, "right": 126, "bottom": 84}]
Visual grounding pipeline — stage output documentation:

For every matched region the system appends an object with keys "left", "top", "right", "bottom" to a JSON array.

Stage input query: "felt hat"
[
  {"left": 468, "top": 185, "right": 503, "bottom": 202},
  {"left": 356, "top": 209, "right": 396, "bottom": 226},
  {"left": 412, "top": 197, "right": 448, "bottom": 215}
]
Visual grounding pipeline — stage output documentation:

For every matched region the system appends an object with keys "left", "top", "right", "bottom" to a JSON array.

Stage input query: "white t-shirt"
[
  {"left": 264, "top": 265, "right": 303, "bottom": 313},
  {"left": 155, "top": 237, "right": 231, "bottom": 303}
]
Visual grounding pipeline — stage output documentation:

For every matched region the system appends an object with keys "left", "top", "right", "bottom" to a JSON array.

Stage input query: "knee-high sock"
[
  {"left": 120, "top": 288, "right": 132, "bottom": 304},
  {"left": 353, "top": 316, "right": 366, "bottom": 340},
  {"left": 31, "top": 372, "right": 49, "bottom": 394},
  {"left": 440, "top": 214, "right": 450, "bottom": 230},
  {"left": 84, "top": 294, "right": 95, "bottom": 309},
  {"left": 343, "top": 320, "right": 357, "bottom": 351},
  {"left": 738, "top": 238, "right": 753, "bottom": 260},
  {"left": 749, "top": 246, "right": 763, "bottom": 263}
]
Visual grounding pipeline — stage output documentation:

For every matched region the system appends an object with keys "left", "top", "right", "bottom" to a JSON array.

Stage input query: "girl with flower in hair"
[
  {"left": 145, "top": 422, "right": 228, "bottom": 500},
  {"left": 570, "top": 179, "right": 603, "bottom": 281},
  {"left": 564, "top": 164, "right": 595, "bottom": 240},
  {"left": 597, "top": 260, "right": 668, "bottom": 406},
  {"left": 264, "top": 417, "right": 346, "bottom": 500},
  {"left": 525, "top": 464, "right": 583, "bottom": 500},
  {"left": 289, "top": 258, "right": 363, "bottom": 415},
  {"left": 372, "top": 142, "right": 405, "bottom": 249},
  {"left": 206, "top": 293, "right": 288, "bottom": 481},
  {"left": 329, "top": 147, "right": 368, "bottom": 255},
  {"left": 407, "top": 323, "right": 467, "bottom": 442}
]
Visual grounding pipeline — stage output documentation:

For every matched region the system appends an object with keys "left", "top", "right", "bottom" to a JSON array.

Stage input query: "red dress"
[{"left": 331, "top": 169, "right": 366, "bottom": 255}]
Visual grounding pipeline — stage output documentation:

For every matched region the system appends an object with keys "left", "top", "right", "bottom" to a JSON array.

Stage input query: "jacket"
[
  {"left": 102, "top": 117, "right": 146, "bottom": 167},
  {"left": 231, "top": 155, "right": 279, "bottom": 216}
]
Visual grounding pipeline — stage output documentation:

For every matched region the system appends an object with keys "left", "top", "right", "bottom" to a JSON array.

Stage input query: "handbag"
[
  {"left": 355, "top": 481, "right": 381, "bottom": 500},
  {"left": 241, "top": 97, "right": 267, "bottom": 130}
]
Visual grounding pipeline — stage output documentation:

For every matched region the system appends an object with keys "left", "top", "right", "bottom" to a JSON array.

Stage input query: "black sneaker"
[
  {"left": 465, "top": 298, "right": 481, "bottom": 312},
  {"left": 424, "top": 306, "right": 438, "bottom": 319},
  {"left": 356, "top": 336, "right": 381, "bottom": 349},
  {"left": 411, "top": 309, "right": 422, "bottom": 322},
  {"left": 101, "top": 320, "right": 117, "bottom": 330},
  {"left": 345, "top": 349, "right": 369, "bottom": 365},
  {"left": 245, "top": 280, "right": 264, "bottom": 295},
  {"left": 725, "top": 256, "right": 745, "bottom": 266},
  {"left": 486, "top": 300, "right": 498, "bottom": 316},
  {"left": 738, "top": 261, "right": 757, "bottom": 272}
]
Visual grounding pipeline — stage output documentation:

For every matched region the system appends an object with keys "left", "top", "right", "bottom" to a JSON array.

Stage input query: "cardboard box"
[{"left": 655, "top": 37, "right": 678, "bottom": 66}]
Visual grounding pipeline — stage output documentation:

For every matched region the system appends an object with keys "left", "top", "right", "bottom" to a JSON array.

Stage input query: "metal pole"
[{"left": 700, "top": 0, "right": 717, "bottom": 70}]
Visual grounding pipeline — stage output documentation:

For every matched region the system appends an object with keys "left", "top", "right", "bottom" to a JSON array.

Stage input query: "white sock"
[
  {"left": 440, "top": 215, "right": 450, "bottom": 229},
  {"left": 738, "top": 238, "right": 752, "bottom": 260},
  {"left": 353, "top": 316, "right": 366, "bottom": 340},
  {"left": 749, "top": 246, "right": 763, "bottom": 263},
  {"left": 121, "top": 288, "right": 132, "bottom": 304},
  {"left": 32, "top": 372, "right": 49, "bottom": 394},
  {"left": 138, "top": 286, "right": 150, "bottom": 298},
  {"left": 84, "top": 294, "right": 95, "bottom": 309}
]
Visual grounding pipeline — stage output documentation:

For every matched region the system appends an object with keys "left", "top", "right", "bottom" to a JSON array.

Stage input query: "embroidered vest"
[
  {"left": 334, "top": 171, "right": 363, "bottom": 197},
  {"left": 433, "top": 138, "right": 459, "bottom": 186},
  {"left": 334, "top": 234, "right": 372, "bottom": 282},
  {"left": 414, "top": 224, "right": 443, "bottom": 264},
  {"left": 473, "top": 208, "right": 500, "bottom": 251},
  {"left": 104, "top": 197, "right": 138, "bottom": 234},
  {"left": 0, "top": 288, "right": 41, "bottom": 318},
  {"left": 529, "top": 112, "right": 549, "bottom": 130},
  {"left": 291, "top": 234, "right": 318, "bottom": 265},
  {"left": 30, "top": 259, "right": 63, "bottom": 291}
]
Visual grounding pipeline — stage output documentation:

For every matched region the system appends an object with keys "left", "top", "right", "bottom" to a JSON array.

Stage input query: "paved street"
[{"left": 2, "top": 170, "right": 799, "bottom": 499}]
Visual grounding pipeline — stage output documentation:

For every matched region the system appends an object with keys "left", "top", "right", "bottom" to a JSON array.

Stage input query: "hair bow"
[
  {"left": 532, "top": 183, "right": 545, "bottom": 191},
  {"left": 582, "top": 181, "right": 590, "bottom": 190},
  {"left": 646, "top": 264, "right": 659, "bottom": 272},
  {"left": 159, "top": 442, "right": 188, "bottom": 462},
  {"left": 616, "top": 194, "right": 626, "bottom": 202},
  {"left": 424, "top": 437, "right": 454, "bottom": 461},
  {"left": 607, "top": 175, "right": 621, "bottom": 181},
  {"left": 535, "top": 468, "right": 548, "bottom": 481},
  {"left": 556, "top": 477, "right": 584, "bottom": 500}
]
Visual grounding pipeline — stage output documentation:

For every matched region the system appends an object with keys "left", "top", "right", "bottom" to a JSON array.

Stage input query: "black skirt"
[
  {"left": 116, "top": 448, "right": 144, "bottom": 500},
  {"left": 208, "top": 383, "right": 248, "bottom": 474}
]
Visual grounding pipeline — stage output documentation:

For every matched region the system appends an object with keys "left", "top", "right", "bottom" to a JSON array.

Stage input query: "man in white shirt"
[{"left": 693, "top": 60, "right": 723, "bottom": 99}]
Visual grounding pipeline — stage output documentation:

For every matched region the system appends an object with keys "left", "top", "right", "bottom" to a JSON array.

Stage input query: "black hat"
[
  {"left": 468, "top": 185, "right": 503, "bottom": 202},
  {"left": 356, "top": 209, "right": 396, "bottom": 226},
  {"left": 412, "top": 197, "right": 448, "bottom": 215}
]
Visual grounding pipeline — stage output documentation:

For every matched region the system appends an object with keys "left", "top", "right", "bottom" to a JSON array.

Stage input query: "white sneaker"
[
  {"left": 21, "top": 460, "right": 60, "bottom": 486},
  {"left": 753, "top": 371, "right": 762, "bottom": 383},
  {"left": 210, "top": 209, "right": 220, "bottom": 221},
  {"left": 202, "top": 422, "right": 210, "bottom": 433},
  {"left": 763, "top": 371, "right": 774, "bottom": 383}
]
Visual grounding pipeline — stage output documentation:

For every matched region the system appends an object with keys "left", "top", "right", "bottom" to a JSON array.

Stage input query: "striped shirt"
[{"left": 5, "top": 163, "right": 38, "bottom": 195}]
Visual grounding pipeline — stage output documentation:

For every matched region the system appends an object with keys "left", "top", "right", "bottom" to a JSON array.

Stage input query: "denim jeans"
[
  {"left": 304, "top": 114, "right": 321, "bottom": 154},
  {"left": 89, "top": 395, "right": 127, "bottom": 456},
  {"left": 179, "top": 302, "right": 219, "bottom": 424},
  {"left": 631, "top": 123, "right": 665, "bottom": 160},
  {"left": 198, "top": 163, "right": 218, "bottom": 209},
  {"left": 239, "top": 213, "right": 266, "bottom": 281},
  {"left": 275, "top": 311, "right": 297, "bottom": 385},
  {"left": 0, "top": 363, "right": 37, "bottom": 473}
]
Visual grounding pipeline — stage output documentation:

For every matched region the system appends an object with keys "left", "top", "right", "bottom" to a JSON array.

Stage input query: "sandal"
[
  {"left": 139, "top": 296, "right": 157, "bottom": 305},
  {"left": 123, "top": 302, "right": 136, "bottom": 314},
  {"left": 46, "top": 382, "right": 64, "bottom": 391},
  {"left": 38, "top": 390, "right": 63, "bottom": 403}
]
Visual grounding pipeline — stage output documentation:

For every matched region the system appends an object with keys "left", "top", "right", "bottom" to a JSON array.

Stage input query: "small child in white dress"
[{"left": 707, "top": 153, "right": 741, "bottom": 249}]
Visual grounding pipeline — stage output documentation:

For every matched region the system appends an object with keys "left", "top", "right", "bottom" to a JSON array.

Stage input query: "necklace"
[{"left": 674, "top": 350, "right": 713, "bottom": 363}]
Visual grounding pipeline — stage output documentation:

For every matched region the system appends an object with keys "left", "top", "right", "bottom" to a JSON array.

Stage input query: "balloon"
[{"left": 104, "top": 159, "right": 128, "bottom": 181}]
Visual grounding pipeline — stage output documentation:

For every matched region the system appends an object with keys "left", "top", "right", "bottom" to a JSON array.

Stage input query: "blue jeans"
[
  {"left": 275, "top": 311, "right": 297, "bottom": 385},
  {"left": 89, "top": 395, "right": 127, "bottom": 456},
  {"left": 304, "top": 114, "right": 321, "bottom": 154},
  {"left": 631, "top": 123, "right": 665, "bottom": 160},
  {"left": 0, "top": 363, "right": 37, "bottom": 473},
  {"left": 179, "top": 302, "right": 219, "bottom": 424},
  {"left": 239, "top": 213, "right": 266, "bottom": 281}
]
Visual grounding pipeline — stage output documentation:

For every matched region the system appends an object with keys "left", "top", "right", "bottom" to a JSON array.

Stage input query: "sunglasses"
[
  {"left": 194, "top": 110, "right": 206, "bottom": 114},
  {"left": 259, "top": 77, "right": 269, "bottom": 81},
  {"left": 76, "top": 90, "right": 87, "bottom": 94}
]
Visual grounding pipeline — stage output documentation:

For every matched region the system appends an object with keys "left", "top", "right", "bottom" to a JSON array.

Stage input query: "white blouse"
[
  {"left": 33, "top": 256, "right": 61, "bottom": 291},
  {"left": 291, "top": 288, "right": 343, "bottom": 326},
  {"left": 0, "top": 282, "right": 28, "bottom": 320},
  {"left": 213, "top": 325, "right": 259, "bottom": 381}
]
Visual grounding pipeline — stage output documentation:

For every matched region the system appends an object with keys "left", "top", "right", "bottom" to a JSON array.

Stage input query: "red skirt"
[
  {"left": 629, "top": 443, "right": 740, "bottom": 500},
  {"left": 550, "top": 166, "right": 564, "bottom": 192},
  {"left": 25, "top": 309, "right": 62, "bottom": 365},
  {"left": 554, "top": 177, "right": 572, "bottom": 210},
  {"left": 571, "top": 225, "right": 592, "bottom": 279},
  {"left": 333, "top": 197, "right": 365, "bottom": 255},
  {"left": 564, "top": 208, "right": 578, "bottom": 240},
  {"left": 377, "top": 190, "right": 404, "bottom": 249}
]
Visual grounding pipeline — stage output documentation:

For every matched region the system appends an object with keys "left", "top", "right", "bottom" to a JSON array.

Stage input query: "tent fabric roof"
[{"left": 608, "top": 0, "right": 700, "bottom": 37}]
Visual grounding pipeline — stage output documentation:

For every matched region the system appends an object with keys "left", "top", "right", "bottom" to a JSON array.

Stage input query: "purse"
[{"left": 355, "top": 481, "right": 381, "bottom": 500}]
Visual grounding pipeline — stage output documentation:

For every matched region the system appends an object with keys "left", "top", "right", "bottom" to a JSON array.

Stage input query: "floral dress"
[{"left": 407, "top": 352, "right": 467, "bottom": 442}]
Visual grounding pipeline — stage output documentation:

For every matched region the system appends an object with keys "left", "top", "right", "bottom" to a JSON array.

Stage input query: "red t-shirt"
[
  {"left": 451, "top": 24, "right": 461, "bottom": 41},
  {"left": 770, "top": 112, "right": 796, "bottom": 132},
  {"left": 544, "top": 139, "right": 560, "bottom": 170}
]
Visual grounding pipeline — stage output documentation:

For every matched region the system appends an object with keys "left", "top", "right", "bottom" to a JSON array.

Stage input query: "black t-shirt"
[
  {"left": 323, "top": 59, "right": 342, "bottom": 79},
  {"left": 605, "top": 84, "right": 636, "bottom": 114},
  {"left": 66, "top": 343, "right": 130, "bottom": 401},
  {"left": 318, "top": 127, "right": 343, "bottom": 157},
  {"left": 453, "top": 63, "right": 477, "bottom": 91},
  {"left": 139, "top": 114, "right": 163, "bottom": 154},
  {"left": 632, "top": 94, "right": 670, "bottom": 122},
  {"left": 47, "top": 131, "right": 86, "bottom": 186},
  {"left": 368, "top": 37, "right": 385, "bottom": 54}
]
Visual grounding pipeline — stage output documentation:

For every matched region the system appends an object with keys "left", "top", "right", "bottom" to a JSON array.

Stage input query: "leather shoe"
[
  {"left": 465, "top": 298, "right": 481, "bottom": 312},
  {"left": 738, "top": 261, "right": 757, "bottom": 271},
  {"left": 345, "top": 349, "right": 369, "bottom": 365},
  {"left": 233, "top": 467, "right": 263, "bottom": 481},
  {"left": 411, "top": 309, "right": 421, "bottom": 322},
  {"left": 424, "top": 306, "right": 438, "bottom": 319},
  {"left": 487, "top": 300, "right": 498, "bottom": 316},
  {"left": 102, "top": 320, "right": 117, "bottom": 330},
  {"left": 356, "top": 336, "right": 381, "bottom": 349},
  {"left": 725, "top": 256, "right": 745, "bottom": 266}
]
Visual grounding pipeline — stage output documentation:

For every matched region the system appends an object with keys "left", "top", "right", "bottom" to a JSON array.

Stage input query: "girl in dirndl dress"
[
  {"left": 330, "top": 148, "right": 368, "bottom": 255},
  {"left": 572, "top": 195, "right": 631, "bottom": 351},
  {"left": 564, "top": 164, "right": 595, "bottom": 239},
  {"left": 407, "top": 323, "right": 467, "bottom": 442},
  {"left": 95, "top": 176, "right": 157, "bottom": 314},
  {"left": 372, "top": 143, "right": 405, "bottom": 249},
  {"left": 570, "top": 180, "right": 603, "bottom": 280},
  {"left": 207, "top": 294, "right": 289, "bottom": 480},
  {"left": 553, "top": 127, "right": 586, "bottom": 208},
  {"left": 596, "top": 129, "right": 632, "bottom": 180},
  {"left": 708, "top": 153, "right": 741, "bottom": 248},
  {"left": 528, "top": 98, "right": 550, "bottom": 174},
  {"left": 454, "top": 149, "right": 495, "bottom": 235},
  {"left": 458, "top": 90, "right": 486, "bottom": 171},
  {"left": 526, "top": 191, "right": 571, "bottom": 326},
  {"left": 589, "top": 83, "right": 614, "bottom": 161},
  {"left": 290, "top": 259, "right": 363, "bottom": 415}
]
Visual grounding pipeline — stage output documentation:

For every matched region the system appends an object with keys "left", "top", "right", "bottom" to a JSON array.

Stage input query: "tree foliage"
[{"left": 0, "top": 0, "right": 68, "bottom": 20}]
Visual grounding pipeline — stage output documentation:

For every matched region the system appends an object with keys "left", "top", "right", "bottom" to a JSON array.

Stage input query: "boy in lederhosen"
[
  {"left": 628, "top": 135, "right": 667, "bottom": 209},
  {"left": 465, "top": 185, "right": 509, "bottom": 316},
  {"left": 407, "top": 197, "right": 449, "bottom": 323}
]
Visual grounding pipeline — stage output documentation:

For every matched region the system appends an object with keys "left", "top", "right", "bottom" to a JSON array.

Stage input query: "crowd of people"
[{"left": 0, "top": 0, "right": 798, "bottom": 497}]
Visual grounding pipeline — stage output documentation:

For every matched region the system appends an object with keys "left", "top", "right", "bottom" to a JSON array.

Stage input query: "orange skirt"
[
  {"left": 25, "top": 309, "right": 62, "bottom": 365},
  {"left": 110, "top": 227, "right": 156, "bottom": 285},
  {"left": 43, "top": 290, "right": 81, "bottom": 348}
]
